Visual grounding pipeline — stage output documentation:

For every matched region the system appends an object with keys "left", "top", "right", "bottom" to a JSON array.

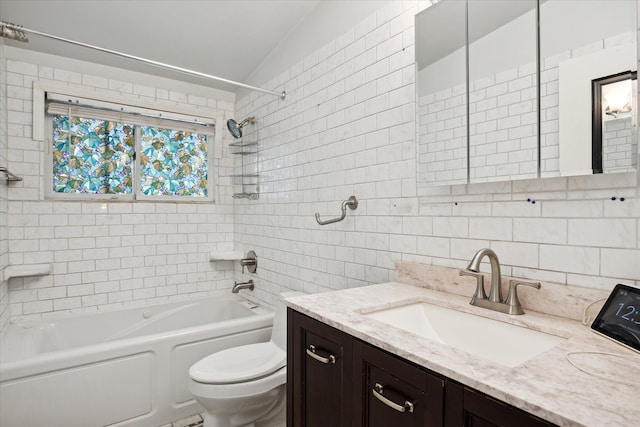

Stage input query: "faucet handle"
[
  {"left": 459, "top": 269, "right": 487, "bottom": 303},
  {"left": 505, "top": 279, "right": 541, "bottom": 315},
  {"left": 240, "top": 250, "right": 257, "bottom": 274}
]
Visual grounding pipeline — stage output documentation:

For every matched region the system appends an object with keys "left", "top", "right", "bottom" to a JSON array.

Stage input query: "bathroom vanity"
[
  {"left": 287, "top": 310, "right": 552, "bottom": 427},
  {"left": 285, "top": 278, "right": 640, "bottom": 427}
]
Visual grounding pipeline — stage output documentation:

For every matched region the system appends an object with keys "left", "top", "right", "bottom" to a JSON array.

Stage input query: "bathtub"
[{"left": 0, "top": 293, "right": 274, "bottom": 427}]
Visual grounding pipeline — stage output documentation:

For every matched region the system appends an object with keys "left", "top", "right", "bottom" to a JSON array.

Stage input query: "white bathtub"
[{"left": 0, "top": 293, "right": 274, "bottom": 427}]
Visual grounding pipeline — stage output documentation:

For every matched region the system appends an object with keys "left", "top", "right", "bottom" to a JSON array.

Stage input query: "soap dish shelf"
[
  {"left": 229, "top": 141, "right": 258, "bottom": 155},
  {"left": 229, "top": 174, "right": 259, "bottom": 186},
  {"left": 5, "top": 264, "right": 51, "bottom": 280},
  {"left": 209, "top": 251, "right": 245, "bottom": 261}
]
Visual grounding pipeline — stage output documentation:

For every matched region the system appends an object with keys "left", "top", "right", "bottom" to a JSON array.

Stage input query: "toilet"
[{"left": 189, "top": 292, "right": 301, "bottom": 427}]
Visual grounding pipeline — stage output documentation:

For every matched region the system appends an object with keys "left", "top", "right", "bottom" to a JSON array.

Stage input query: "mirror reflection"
[
  {"left": 541, "top": 0, "right": 637, "bottom": 177},
  {"left": 468, "top": 0, "right": 537, "bottom": 183},
  {"left": 592, "top": 72, "right": 637, "bottom": 174},
  {"left": 416, "top": 0, "right": 467, "bottom": 186},
  {"left": 415, "top": 0, "right": 638, "bottom": 187}
]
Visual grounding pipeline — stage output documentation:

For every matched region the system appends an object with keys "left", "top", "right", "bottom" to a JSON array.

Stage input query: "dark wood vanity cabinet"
[
  {"left": 354, "top": 341, "right": 444, "bottom": 427},
  {"left": 445, "top": 382, "right": 554, "bottom": 427},
  {"left": 287, "top": 308, "right": 353, "bottom": 427},
  {"left": 288, "top": 309, "right": 555, "bottom": 427}
]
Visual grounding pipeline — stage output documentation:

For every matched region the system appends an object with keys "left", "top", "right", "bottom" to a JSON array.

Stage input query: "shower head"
[
  {"left": 227, "top": 117, "right": 256, "bottom": 139},
  {"left": 0, "top": 22, "right": 29, "bottom": 42}
]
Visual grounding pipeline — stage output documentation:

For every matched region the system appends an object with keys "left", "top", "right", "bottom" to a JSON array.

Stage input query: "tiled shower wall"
[
  {"left": 234, "top": 0, "right": 640, "bottom": 308},
  {"left": 1, "top": 42, "right": 10, "bottom": 332},
  {"left": 3, "top": 48, "right": 239, "bottom": 324}
]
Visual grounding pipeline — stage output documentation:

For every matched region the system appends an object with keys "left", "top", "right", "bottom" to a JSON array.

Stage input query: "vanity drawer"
[{"left": 354, "top": 341, "right": 444, "bottom": 427}]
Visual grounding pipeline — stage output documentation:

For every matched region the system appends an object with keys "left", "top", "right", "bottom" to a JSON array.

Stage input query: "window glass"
[
  {"left": 52, "top": 115, "right": 134, "bottom": 194},
  {"left": 139, "top": 127, "right": 208, "bottom": 197}
]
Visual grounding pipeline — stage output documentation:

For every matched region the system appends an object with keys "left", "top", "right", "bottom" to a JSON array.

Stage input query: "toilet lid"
[{"left": 190, "top": 341, "right": 286, "bottom": 384}]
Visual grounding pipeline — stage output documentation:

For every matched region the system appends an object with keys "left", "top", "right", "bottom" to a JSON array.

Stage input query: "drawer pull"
[
  {"left": 306, "top": 344, "right": 336, "bottom": 364},
  {"left": 372, "top": 383, "right": 414, "bottom": 413}
]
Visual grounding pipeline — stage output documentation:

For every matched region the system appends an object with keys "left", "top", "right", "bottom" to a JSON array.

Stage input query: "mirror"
[
  {"left": 468, "top": 0, "right": 538, "bottom": 183},
  {"left": 591, "top": 71, "right": 637, "bottom": 174},
  {"left": 415, "top": 0, "right": 638, "bottom": 187},
  {"left": 540, "top": 0, "right": 637, "bottom": 177},
  {"left": 416, "top": 0, "right": 467, "bottom": 187}
]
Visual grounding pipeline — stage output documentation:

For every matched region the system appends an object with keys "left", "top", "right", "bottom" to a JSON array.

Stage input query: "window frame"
[{"left": 34, "top": 81, "right": 223, "bottom": 203}]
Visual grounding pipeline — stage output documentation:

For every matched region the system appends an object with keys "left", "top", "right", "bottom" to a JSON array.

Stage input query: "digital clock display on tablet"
[{"left": 591, "top": 284, "right": 640, "bottom": 353}]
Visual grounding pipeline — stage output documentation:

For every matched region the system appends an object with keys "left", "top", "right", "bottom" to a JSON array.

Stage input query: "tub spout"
[{"left": 232, "top": 280, "right": 254, "bottom": 293}]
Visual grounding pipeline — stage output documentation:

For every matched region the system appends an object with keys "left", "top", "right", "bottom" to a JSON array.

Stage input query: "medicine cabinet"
[{"left": 416, "top": 0, "right": 638, "bottom": 187}]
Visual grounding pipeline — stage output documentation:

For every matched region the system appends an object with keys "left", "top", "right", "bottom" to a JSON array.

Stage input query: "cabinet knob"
[
  {"left": 372, "top": 383, "right": 414, "bottom": 413},
  {"left": 306, "top": 344, "right": 336, "bottom": 364}
]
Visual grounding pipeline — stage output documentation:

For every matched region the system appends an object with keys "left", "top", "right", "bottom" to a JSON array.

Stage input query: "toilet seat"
[
  {"left": 189, "top": 365, "right": 286, "bottom": 399},
  {"left": 190, "top": 341, "right": 286, "bottom": 384}
]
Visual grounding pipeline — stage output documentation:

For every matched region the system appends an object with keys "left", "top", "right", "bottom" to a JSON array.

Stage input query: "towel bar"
[{"left": 315, "top": 196, "right": 358, "bottom": 225}]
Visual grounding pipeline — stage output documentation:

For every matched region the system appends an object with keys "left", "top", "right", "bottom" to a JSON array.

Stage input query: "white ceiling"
[{"left": 0, "top": 0, "right": 321, "bottom": 92}]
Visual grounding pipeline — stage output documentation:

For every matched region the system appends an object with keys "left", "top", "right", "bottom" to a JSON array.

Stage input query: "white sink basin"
[{"left": 363, "top": 301, "right": 565, "bottom": 367}]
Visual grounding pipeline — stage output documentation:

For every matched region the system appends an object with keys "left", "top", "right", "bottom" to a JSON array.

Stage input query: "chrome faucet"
[
  {"left": 232, "top": 280, "right": 254, "bottom": 293},
  {"left": 459, "top": 248, "right": 540, "bottom": 315}
]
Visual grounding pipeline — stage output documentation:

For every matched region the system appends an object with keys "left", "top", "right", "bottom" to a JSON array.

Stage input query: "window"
[
  {"left": 139, "top": 126, "right": 208, "bottom": 197},
  {"left": 52, "top": 115, "right": 135, "bottom": 194},
  {"left": 47, "top": 93, "right": 215, "bottom": 201}
]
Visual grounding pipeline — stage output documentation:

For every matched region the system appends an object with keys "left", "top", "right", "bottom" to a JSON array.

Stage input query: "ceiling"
[{"left": 0, "top": 0, "right": 321, "bottom": 93}]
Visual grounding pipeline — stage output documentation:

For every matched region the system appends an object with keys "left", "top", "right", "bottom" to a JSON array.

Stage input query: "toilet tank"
[{"left": 271, "top": 291, "right": 305, "bottom": 351}]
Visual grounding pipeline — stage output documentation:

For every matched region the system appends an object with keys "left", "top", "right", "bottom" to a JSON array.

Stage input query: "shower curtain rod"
[{"left": 0, "top": 21, "right": 286, "bottom": 100}]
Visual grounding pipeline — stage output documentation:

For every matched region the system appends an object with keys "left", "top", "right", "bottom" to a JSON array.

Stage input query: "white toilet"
[{"left": 189, "top": 292, "right": 301, "bottom": 427}]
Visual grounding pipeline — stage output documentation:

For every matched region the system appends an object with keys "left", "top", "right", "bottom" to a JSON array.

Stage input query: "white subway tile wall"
[
  {"left": 1, "top": 41, "right": 10, "bottom": 333},
  {"left": 234, "top": 0, "right": 640, "bottom": 309},
  {"left": 2, "top": 49, "right": 239, "bottom": 324},
  {"left": 1, "top": 0, "right": 640, "bottom": 328}
]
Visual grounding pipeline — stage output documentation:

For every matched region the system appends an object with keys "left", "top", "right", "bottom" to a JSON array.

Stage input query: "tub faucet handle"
[{"left": 240, "top": 250, "right": 257, "bottom": 274}]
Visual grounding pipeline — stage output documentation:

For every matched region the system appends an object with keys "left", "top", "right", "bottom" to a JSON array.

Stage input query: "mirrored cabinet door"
[
  {"left": 467, "top": 0, "right": 538, "bottom": 184},
  {"left": 540, "top": 0, "right": 637, "bottom": 177},
  {"left": 415, "top": 0, "right": 638, "bottom": 188},
  {"left": 416, "top": 0, "right": 467, "bottom": 187}
]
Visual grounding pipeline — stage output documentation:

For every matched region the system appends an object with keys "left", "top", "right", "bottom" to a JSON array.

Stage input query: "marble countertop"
[{"left": 285, "top": 282, "right": 640, "bottom": 427}]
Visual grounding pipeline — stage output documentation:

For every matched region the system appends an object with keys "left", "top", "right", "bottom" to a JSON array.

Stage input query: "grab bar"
[
  {"left": 0, "top": 166, "right": 23, "bottom": 182},
  {"left": 315, "top": 196, "right": 358, "bottom": 225}
]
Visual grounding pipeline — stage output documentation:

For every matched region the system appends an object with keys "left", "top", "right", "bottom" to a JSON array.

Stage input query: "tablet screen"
[{"left": 591, "top": 284, "right": 640, "bottom": 354}]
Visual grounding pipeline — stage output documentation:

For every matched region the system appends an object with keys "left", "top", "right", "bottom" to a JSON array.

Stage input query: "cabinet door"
[
  {"left": 445, "top": 381, "right": 555, "bottom": 427},
  {"left": 354, "top": 341, "right": 444, "bottom": 427},
  {"left": 287, "top": 309, "right": 353, "bottom": 427}
]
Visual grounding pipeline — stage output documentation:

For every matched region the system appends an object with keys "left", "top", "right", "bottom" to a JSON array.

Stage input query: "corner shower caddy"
[{"left": 229, "top": 121, "right": 259, "bottom": 199}]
